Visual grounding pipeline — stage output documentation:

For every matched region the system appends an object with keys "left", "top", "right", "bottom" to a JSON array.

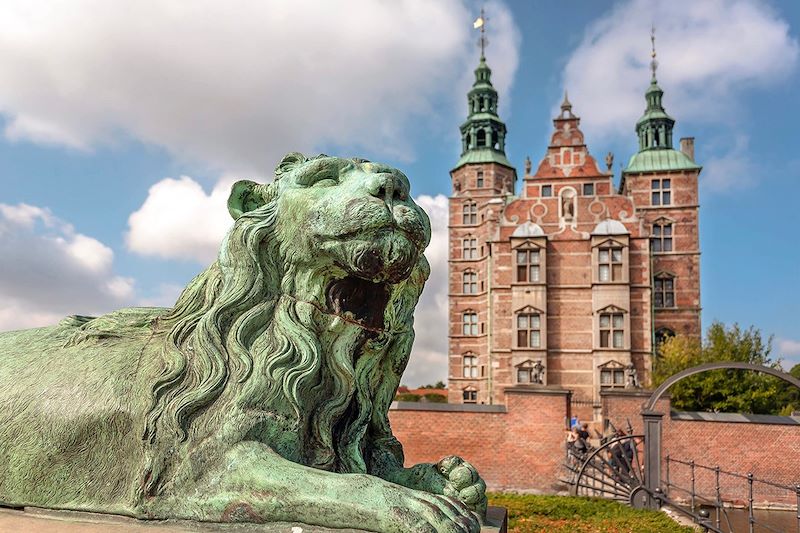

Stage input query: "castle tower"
[
  {"left": 448, "top": 44, "right": 516, "bottom": 404},
  {"left": 620, "top": 31, "right": 702, "bottom": 347}
]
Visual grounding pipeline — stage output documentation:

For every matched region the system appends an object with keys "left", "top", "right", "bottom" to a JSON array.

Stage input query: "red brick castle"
[{"left": 448, "top": 48, "right": 701, "bottom": 415}]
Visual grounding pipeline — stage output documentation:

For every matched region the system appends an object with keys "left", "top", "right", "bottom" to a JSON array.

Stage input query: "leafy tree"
[
  {"left": 652, "top": 322, "right": 795, "bottom": 414},
  {"left": 418, "top": 381, "right": 446, "bottom": 389}
]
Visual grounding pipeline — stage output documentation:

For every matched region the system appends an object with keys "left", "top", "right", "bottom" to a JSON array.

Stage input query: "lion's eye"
[{"left": 297, "top": 173, "right": 339, "bottom": 187}]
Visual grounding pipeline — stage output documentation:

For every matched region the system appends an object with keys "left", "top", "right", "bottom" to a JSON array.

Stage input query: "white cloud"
[
  {"left": 405, "top": 194, "right": 449, "bottom": 387},
  {"left": 561, "top": 0, "right": 798, "bottom": 141},
  {"left": 778, "top": 338, "right": 800, "bottom": 367},
  {"left": 126, "top": 176, "right": 234, "bottom": 263},
  {"left": 0, "top": 203, "right": 135, "bottom": 331},
  {"left": 700, "top": 134, "right": 756, "bottom": 192},
  {"left": 0, "top": 0, "right": 519, "bottom": 174}
]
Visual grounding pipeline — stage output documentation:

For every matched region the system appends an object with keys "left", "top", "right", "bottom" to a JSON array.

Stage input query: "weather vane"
[
  {"left": 650, "top": 25, "right": 658, "bottom": 81},
  {"left": 474, "top": 8, "right": 488, "bottom": 57}
]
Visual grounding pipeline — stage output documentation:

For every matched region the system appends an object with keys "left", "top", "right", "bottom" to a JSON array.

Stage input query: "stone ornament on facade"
[
  {"left": 625, "top": 362, "right": 641, "bottom": 389},
  {"left": 0, "top": 153, "right": 487, "bottom": 533}
]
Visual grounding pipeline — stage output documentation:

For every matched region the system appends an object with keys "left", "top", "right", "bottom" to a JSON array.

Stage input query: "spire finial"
[
  {"left": 474, "top": 8, "right": 488, "bottom": 58},
  {"left": 650, "top": 25, "right": 658, "bottom": 82}
]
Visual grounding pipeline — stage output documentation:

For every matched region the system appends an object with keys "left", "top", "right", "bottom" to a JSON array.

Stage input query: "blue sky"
[{"left": 1, "top": 0, "right": 798, "bottom": 386}]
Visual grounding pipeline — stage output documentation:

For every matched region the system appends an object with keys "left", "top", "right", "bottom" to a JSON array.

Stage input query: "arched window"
[
  {"left": 462, "top": 311, "right": 478, "bottom": 336},
  {"left": 476, "top": 129, "right": 486, "bottom": 147},
  {"left": 651, "top": 222, "right": 673, "bottom": 252},
  {"left": 462, "top": 236, "right": 477, "bottom": 259},
  {"left": 462, "top": 201, "right": 477, "bottom": 225},
  {"left": 654, "top": 274, "right": 675, "bottom": 308},
  {"left": 515, "top": 248, "right": 541, "bottom": 282},
  {"left": 516, "top": 310, "right": 541, "bottom": 348},
  {"left": 462, "top": 270, "right": 477, "bottom": 294},
  {"left": 462, "top": 353, "right": 478, "bottom": 378}
]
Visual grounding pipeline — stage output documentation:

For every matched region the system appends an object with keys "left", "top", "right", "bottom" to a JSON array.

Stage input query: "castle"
[{"left": 447, "top": 48, "right": 701, "bottom": 415}]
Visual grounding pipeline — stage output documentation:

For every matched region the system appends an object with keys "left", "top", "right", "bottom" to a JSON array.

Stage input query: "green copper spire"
[
  {"left": 623, "top": 28, "right": 700, "bottom": 175},
  {"left": 453, "top": 14, "right": 512, "bottom": 171},
  {"left": 635, "top": 27, "right": 675, "bottom": 151}
]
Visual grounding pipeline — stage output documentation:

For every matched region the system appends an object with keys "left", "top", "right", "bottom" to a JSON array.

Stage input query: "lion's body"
[
  {"left": 0, "top": 311, "right": 161, "bottom": 513},
  {"left": 0, "top": 154, "right": 486, "bottom": 533}
]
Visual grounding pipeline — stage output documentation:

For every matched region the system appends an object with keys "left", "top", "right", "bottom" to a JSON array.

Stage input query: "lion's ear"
[{"left": 228, "top": 180, "right": 268, "bottom": 220}]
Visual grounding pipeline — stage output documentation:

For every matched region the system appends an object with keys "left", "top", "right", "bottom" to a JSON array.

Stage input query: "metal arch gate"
[{"left": 566, "top": 362, "right": 800, "bottom": 532}]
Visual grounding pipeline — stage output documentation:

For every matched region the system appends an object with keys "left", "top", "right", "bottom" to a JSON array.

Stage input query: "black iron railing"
[{"left": 664, "top": 456, "right": 800, "bottom": 533}]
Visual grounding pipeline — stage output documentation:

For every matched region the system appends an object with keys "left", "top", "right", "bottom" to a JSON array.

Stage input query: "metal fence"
[{"left": 664, "top": 456, "right": 800, "bottom": 533}]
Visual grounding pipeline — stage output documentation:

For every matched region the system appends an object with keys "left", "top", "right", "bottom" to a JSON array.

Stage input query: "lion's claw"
[{"left": 434, "top": 456, "right": 488, "bottom": 517}]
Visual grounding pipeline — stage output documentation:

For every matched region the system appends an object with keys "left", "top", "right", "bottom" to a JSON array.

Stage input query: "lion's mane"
[{"left": 139, "top": 156, "right": 428, "bottom": 497}]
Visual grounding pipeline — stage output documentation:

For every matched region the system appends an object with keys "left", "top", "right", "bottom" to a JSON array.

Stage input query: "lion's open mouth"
[{"left": 325, "top": 276, "right": 390, "bottom": 330}]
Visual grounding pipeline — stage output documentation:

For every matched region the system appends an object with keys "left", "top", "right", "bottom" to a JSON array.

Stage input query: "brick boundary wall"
[
  {"left": 389, "top": 388, "right": 800, "bottom": 505},
  {"left": 389, "top": 387, "right": 572, "bottom": 492},
  {"left": 602, "top": 390, "right": 800, "bottom": 507}
]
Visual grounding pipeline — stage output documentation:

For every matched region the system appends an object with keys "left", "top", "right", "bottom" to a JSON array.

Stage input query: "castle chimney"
[{"left": 680, "top": 137, "right": 695, "bottom": 161}]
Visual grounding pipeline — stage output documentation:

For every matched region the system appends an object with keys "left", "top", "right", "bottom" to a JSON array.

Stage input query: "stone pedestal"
[{"left": 0, "top": 506, "right": 507, "bottom": 532}]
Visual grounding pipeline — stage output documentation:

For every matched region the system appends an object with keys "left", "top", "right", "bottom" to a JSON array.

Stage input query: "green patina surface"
[
  {"left": 0, "top": 153, "right": 486, "bottom": 533},
  {"left": 624, "top": 149, "right": 701, "bottom": 174},
  {"left": 453, "top": 148, "right": 514, "bottom": 171}
]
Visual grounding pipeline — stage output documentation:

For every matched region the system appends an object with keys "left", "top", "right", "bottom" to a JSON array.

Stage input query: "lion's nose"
[{"left": 368, "top": 173, "right": 407, "bottom": 205}]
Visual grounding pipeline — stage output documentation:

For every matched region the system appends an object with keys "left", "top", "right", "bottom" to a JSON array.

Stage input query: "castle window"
[
  {"left": 583, "top": 183, "right": 595, "bottom": 196},
  {"left": 516, "top": 248, "right": 541, "bottom": 283},
  {"left": 599, "top": 312, "right": 624, "bottom": 348},
  {"left": 476, "top": 170, "right": 484, "bottom": 188},
  {"left": 598, "top": 246, "right": 623, "bottom": 282},
  {"left": 654, "top": 275, "right": 675, "bottom": 308},
  {"left": 462, "top": 201, "right": 477, "bottom": 225},
  {"left": 462, "top": 312, "right": 478, "bottom": 336},
  {"left": 600, "top": 368, "right": 625, "bottom": 388},
  {"left": 541, "top": 185, "right": 553, "bottom": 197},
  {"left": 516, "top": 312, "right": 541, "bottom": 348},
  {"left": 462, "top": 354, "right": 478, "bottom": 378},
  {"left": 462, "top": 270, "right": 477, "bottom": 294},
  {"left": 651, "top": 222, "right": 673, "bottom": 253},
  {"left": 462, "top": 237, "right": 477, "bottom": 259},
  {"left": 651, "top": 178, "right": 671, "bottom": 206},
  {"left": 463, "top": 389, "right": 478, "bottom": 403}
]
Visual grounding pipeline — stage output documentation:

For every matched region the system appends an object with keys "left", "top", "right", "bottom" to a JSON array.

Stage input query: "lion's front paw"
[{"left": 435, "top": 456, "right": 488, "bottom": 516}]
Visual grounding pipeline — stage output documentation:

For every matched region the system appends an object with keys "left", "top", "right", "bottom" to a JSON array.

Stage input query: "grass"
[{"left": 488, "top": 493, "right": 695, "bottom": 533}]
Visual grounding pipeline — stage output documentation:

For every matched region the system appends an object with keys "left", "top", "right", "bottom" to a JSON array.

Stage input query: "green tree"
[{"left": 653, "top": 322, "right": 794, "bottom": 414}]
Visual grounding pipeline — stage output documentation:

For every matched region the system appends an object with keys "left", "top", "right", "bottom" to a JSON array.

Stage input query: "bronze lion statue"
[{"left": 0, "top": 153, "right": 486, "bottom": 533}]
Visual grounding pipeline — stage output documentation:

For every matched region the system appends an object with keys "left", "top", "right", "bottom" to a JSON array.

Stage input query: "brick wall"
[
  {"left": 389, "top": 388, "right": 571, "bottom": 492},
  {"left": 602, "top": 390, "right": 800, "bottom": 506},
  {"left": 390, "top": 387, "right": 800, "bottom": 505}
]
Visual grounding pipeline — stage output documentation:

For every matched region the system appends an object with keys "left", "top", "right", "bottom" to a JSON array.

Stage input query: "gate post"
[{"left": 642, "top": 409, "right": 663, "bottom": 509}]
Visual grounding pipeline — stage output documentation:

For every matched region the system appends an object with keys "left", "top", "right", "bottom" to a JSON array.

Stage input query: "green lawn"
[{"left": 488, "top": 493, "right": 694, "bottom": 533}]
